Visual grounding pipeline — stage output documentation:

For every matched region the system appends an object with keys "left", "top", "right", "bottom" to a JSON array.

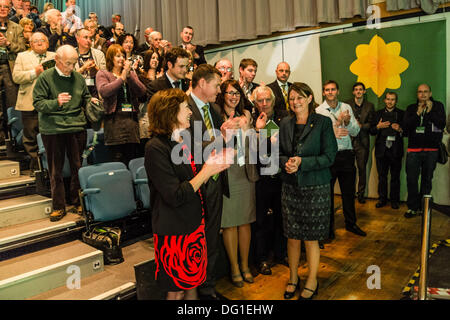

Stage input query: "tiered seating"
[
  {"left": 6, "top": 107, "right": 23, "bottom": 153},
  {"left": 128, "top": 157, "right": 150, "bottom": 210}
]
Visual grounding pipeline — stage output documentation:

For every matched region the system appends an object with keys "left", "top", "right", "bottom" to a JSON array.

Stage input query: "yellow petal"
[
  {"left": 386, "top": 42, "right": 401, "bottom": 56},
  {"left": 355, "top": 44, "right": 369, "bottom": 58},
  {"left": 386, "top": 74, "right": 401, "bottom": 89}
]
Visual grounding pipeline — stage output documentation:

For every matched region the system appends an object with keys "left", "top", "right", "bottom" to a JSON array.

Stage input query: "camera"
[{"left": 128, "top": 55, "right": 144, "bottom": 71}]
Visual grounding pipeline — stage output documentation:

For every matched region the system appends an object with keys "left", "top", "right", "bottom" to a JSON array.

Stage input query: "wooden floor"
[{"left": 216, "top": 198, "right": 450, "bottom": 300}]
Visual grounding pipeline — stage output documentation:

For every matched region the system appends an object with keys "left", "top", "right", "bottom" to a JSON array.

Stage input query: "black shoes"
[
  {"left": 298, "top": 283, "right": 319, "bottom": 300},
  {"left": 391, "top": 201, "right": 400, "bottom": 209},
  {"left": 284, "top": 281, "right": 299, "bottom": 300},
  {"left": 376, "top": 200, "right": 387, "bottom": 208},
  {"left": 345, "top": 224, "right": 367, "bottom": 237},
  {"left": 231, "top": 273, "right": 244, "bottom": 288},
  {"left": 258, "top": 261, "right": 272, "bottom": 275},
  {"left": 404, "top": 209, "right": 421, "bottom": 218},
  {"left": 241, "top": 269, "right": 254, "bottom": 283},
  {"left": 357, "top": 195, "right": 366, "bottom": 204}
]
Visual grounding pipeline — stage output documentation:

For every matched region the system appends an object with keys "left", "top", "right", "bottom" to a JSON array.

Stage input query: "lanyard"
[{"left": 122, "top": 83, "right": 129, "bottom": 103}]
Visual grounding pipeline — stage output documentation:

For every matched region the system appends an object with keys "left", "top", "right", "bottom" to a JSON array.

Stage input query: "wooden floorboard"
[{"left": 216, "top": 198, "right": 450, "bottom": 300}]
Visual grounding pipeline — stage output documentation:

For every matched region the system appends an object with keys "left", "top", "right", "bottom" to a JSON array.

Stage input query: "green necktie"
[{"left": 202, "top": 105, "right": 219, "bottom": 181}]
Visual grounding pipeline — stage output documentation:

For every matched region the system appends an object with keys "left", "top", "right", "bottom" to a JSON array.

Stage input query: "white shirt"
[
  {"left": 55, "top": 66, "right": 71, "bottom": 78},
  {"left": 61, "top": 10, "right": 83, "bottom": 30}
]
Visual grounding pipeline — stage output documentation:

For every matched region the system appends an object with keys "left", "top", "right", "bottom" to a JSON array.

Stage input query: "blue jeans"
[{"left": 406, "top": 151, "right": 438, "bottom": 211}]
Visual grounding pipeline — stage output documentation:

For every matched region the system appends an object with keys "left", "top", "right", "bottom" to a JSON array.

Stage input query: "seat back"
[
  {"left": 79, "top": 162, "right": 136, "bottom": 222},
  {"left": 128, "top": 158, "right": 150, "bottom": 210},
  {"left": 86, "top": 128, "right": 112, "bottom": 165},
  {"left": 7, "top": 107, "right": 23, "bottom": 147}
]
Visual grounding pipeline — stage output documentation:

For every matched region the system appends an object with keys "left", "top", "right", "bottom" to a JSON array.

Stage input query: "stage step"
[
  {"left": 0, "top": 160, "right": 20, "bottom": 180},
  {"left": 0, "top": 214, "right": 83, "bottom": 254},
  {"left": 0, "top": 240, "right": 104, "bottom": 300},
  {"left": 0, "top": 195, "right": 52, "bottom": 228},
  {"left": 28, "top": 238, "right": 154, "bottom": 300},
  {"left": 0, "top": 175, "right": 34, "bottom": 190}
]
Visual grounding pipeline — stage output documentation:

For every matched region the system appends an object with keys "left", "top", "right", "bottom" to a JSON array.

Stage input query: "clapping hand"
[
  {"left": 285, "top": 157, "right": 301, "bottom": 174},
  {"left": 337, "top": 110, "right": 351, "bottom": 126},
  {"left": 333, "top": 125, "right": 349, "bottom": 139},
  {"left": 221, "top": 112, "right": 242, "bottom": 142},
  {"left": 377, "top": 119, "right": 391, "bottom": 130},
  {"left": 255, "top": 112, "right": 268, "bottom": 131},
  {"left": 204, "top": 148, "right": 234, "bottom": 177}
]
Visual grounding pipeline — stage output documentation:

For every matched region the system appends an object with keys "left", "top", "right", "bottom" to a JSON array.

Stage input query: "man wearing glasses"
[
  {"left": 13, "top": 32, "right": 55, "bottom": 176},
  {"left": 214, "top": 58, "right": 233, "bottom": 83}
]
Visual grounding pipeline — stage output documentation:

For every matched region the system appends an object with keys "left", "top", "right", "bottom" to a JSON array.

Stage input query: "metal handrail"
[{"left": 418, "top": 195, "right": 433, "bottom": 300}]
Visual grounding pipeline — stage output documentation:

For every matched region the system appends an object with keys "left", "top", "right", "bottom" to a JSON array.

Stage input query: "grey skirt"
[{"left": 281, "top": 183, "right": 331, "bottom": 241}]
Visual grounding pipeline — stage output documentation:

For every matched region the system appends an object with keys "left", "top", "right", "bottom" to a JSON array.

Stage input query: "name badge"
[
  {"left": 121, "top": 103, "right": 133, "bottom": 112},
  {"left": 387, "top": 136, "right": 396, "bottom": 142},
  {"left": 85, "top": 78, "right": 95, "bottom": 86},
  {"left": 416, "top": 126, "right": 425, "bottom": 134}
]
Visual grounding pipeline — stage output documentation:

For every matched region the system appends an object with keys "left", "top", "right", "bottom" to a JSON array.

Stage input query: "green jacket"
[
  {"left": 279, "top": 113, "right": 338, "bottom": 187},
  {"left": 33, "top": 68, "right": 89, "bottom": 135}
]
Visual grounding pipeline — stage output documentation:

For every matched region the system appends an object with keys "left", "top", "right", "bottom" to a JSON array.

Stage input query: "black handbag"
[
  {"left": 84, "top": 99, "right": 105, "bottom": 131},
  {"left": 82, "top": 227, "right": 124, "bottom": 265},
  {"left": 437, "top": 142, "right": 448, "bottom": 165}
]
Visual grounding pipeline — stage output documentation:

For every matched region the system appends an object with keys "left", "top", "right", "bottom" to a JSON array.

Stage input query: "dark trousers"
[
  {"left": 21, "top": 110, "right": 39, "bottom": 160},
  {"left": 330, "top": 150, "right": 357, "bottom": 236},
  {"left": 0, "top": 64, "right": 18, "bottom": 140},
  {"left": 42, "top": 130, "right": 87, "bottom": 211},
  {"left": 253, "top": 177, "right": 286, "bottom": 264},
  {"left": 354, "top": 142, "right": 369, "bottom": 196},
  {"left": 198, "top": 178, "right": 223, "bottom": 296},
  {"left": 376, "top": 149, "right": 402, "bottom": 202},
  {"left": 406, "top": 151, "right": 438, "bottom": 211},
  {"left": 108, "top": 143, "right": 138, "bottom": 167}
]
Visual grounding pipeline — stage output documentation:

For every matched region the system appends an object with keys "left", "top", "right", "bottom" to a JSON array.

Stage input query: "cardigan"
[
  {"left": 279, "top": 113, "right": 338, "bottom": 187},
  {"left": 96, "top": 69, "right": 147, "bottom": 115}
]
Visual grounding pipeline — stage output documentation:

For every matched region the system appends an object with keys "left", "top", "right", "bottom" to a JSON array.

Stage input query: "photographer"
[
  {"left": 75, "top": 28, "right": 106, "bottom": 99},
  {"left": 117, "top": 33, "right": 143, "bottom": 74},
  {"left": 0, "top": 0, "right": 26, "bottom": 145}
]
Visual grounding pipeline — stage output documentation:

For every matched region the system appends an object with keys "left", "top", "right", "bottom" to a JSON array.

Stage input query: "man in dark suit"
[
  {"left": 187, "top": 64, "right": 240, "bottom": 300},
  {"left": 147, "top": 47, "right": 190, "bottom": 101},
  {"left": 179, "top": 26, "right": 206, "bottom": 66},
  {"left": 136, "top": 27, "right": 154, "bottom": 54},
  {"left": 370, "top": 92, "right": 404, "bottom": 209},
  {"left": 251, "top": 86, "right": 289, "bottom": 276},
  {"left": 347, "top": 82, "right": 375, "bottom": 204},
  {"left": 267, "top": 62, "right": 292, "bottom": 113},
  {"left": 239, "top": 58, "right": 259, "bottom": 113}
]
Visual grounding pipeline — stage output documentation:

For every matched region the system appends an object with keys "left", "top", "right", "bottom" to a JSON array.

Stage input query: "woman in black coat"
[{"left": 145, "top": 89, "right": 230, "bottom": 300}]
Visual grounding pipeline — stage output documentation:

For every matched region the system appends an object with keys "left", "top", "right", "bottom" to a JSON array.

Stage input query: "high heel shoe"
[
  {"left": 231, "top": 273, "right": 244, "bottom": 288},
  {"left": 284, "top": 281, "right": 299, "bottom": 300},
  {"left": 298, "top": 283, "right": 319, "bottom": 300},
  {"left": 241, "top": 269, "right": 254, "bottom": 283}
]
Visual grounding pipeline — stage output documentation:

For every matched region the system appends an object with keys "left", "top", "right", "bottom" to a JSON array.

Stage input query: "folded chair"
[
  {"left": 128, "top": 157, "right": 150, "bottom": 211},
  {"left": 6, "top": 107, "right": 24, "bottom": 152}
]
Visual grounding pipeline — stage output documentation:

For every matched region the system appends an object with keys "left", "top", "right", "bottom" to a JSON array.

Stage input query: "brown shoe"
[
  {"left": 50, "top": 209, "right": 66, "bottom": 222},
  {"left": 68, "top": 205, "right": 82, "bottom": 215}
]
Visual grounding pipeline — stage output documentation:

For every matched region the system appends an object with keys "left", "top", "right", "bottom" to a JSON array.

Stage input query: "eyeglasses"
[
  {"left": 219, "top": 67, "right": 232, "bottom": 72},
  {"left": 31, "top": 39, "right": 47, "bottom": 43},
  {"left": 226, "top": 91, "right": 241, "bottom": 97},
  {"left": 0, "top": 5, "right": 10, "bottom": 9}
]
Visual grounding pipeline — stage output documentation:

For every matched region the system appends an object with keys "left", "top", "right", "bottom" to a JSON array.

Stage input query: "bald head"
[
  {"left": 417, "top": 83, "right": 432, "bottom": 103},
  {"left": 150, "top": 31, "right": 162, "bottom": 49},
  {"left": 55, "top": 45, "right": 78, "bottom": 76},
  {"left": 30, "top": 32, "right": 49, "bottom": 54},
  {"left": 215, "top": 58, "right": 233, "bottom": 82},
  {"left": 276, "top": 62, "right": 291, "bottom": 83}
]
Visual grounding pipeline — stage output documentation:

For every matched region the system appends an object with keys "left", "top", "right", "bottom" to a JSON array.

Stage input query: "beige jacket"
[
  {"left": 12, "top": 50, "right": 57, "bottom": 111},
  {"left": 75, "top": 47, "right": 106, "bottom": 72},
  {"left": 5, "top": 20, "right": 26, "bottom": 72}
]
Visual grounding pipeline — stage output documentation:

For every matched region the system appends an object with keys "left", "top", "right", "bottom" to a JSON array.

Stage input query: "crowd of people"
[{"left": 0, "top": 0, "right": 448, "bottom": 301}]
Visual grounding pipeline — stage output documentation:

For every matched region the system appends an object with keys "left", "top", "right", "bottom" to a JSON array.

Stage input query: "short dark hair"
[
  {"left": 385, "top": 91, "right": 398, "bottom": 101},
  {"left": 105, "top": 44, "right": 125, "bottom": 72},
  {"left": 323, "top": 80, "right": 339, "bottom": 91},
  {"left": 117, "top": 33, "right": 138, "bottom": 52},
  {"left": 164, "top": 47, "right": 190, "bottom": 70},
  {"left": 192, "top": 64, "right": 221, "bottom": 89},
  {"left": 352, "top": 82, "right": 366, "bottom": 91},
  {"left": 239, "top": 58, "right": 258, "bottom": 70},
  {"left": 288, "top": 82, "right": 318, "bottom": 116},
  {"left": 147, "top": 89, "right": 188, "bottom": 137},
  {"left": 184, "top": 26, "right": 194, "bottom": 31},
  {"left": 216, "top": 80, "right": 246, "bottom": 117}
]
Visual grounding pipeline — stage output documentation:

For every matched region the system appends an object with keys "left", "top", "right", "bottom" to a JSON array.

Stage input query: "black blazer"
[
  {"left": 347, "top": 99, "right": 375, "bottom": 149},
  {"left": 187, "top": 95, "right": 230, "bottom": 198},
  {"left": 267, "top": 80, "right": 292, "bottom": 113},
  {"left": 279, "top": 113, "right": 338, "bottom": 187},
  {"left": 147, "top": 73, "right": 190, "bottom": 102},
  {"left": 145, "top": 135, "right": 205, "bottom": 236},
  {"left": 369, "top": 108, "right": 405, "bottom": 159},
  {"left": 36, "top": 25, "right": 77, "bottom": 52},
  {"left": 180, "top": 44, "right": 207, "bottom": 66}
]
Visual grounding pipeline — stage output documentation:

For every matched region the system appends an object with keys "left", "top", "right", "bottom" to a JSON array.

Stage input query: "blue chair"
[
  {"left": 7, "top": 107, "right": 24, "bottom": 151},
  {"left": 79, "top": 162, "right": 137, "bottom": 223},
  {"left": 129, "top": 157, "right": 150, "bottom": 210},
  {"left": 85, "top": 128, "right": 112, "bottom": 165}
]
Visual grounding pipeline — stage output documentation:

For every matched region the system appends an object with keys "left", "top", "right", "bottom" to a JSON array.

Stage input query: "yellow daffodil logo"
[{"left": 350, "top": 35, "right": 409, "bottom": 97}]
